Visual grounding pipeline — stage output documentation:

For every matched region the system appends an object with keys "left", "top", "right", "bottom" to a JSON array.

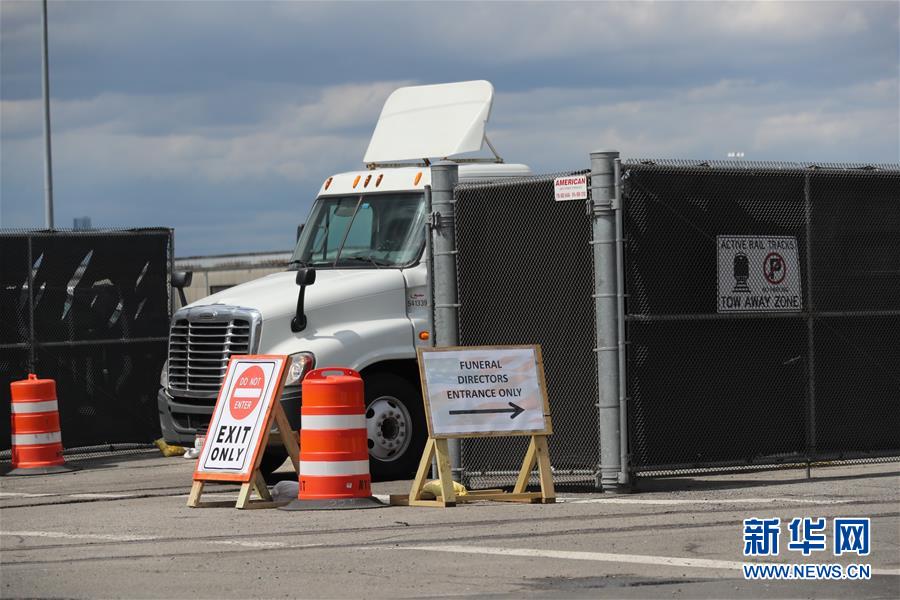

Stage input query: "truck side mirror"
[
  {"left": 291, "top": 267, "right": 316, "bottom": 332},
  {"left": 296, "top": 223, "right": 304, "bottom": 242},
  {"left": 172, "top": 270, "right": 193, "bottom": 307}
]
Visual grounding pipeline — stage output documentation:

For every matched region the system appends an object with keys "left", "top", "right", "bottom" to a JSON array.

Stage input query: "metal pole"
[
  {"left": 614, "top": 158, "right": 630, "bottom": 488},
  {"left": 41, "top": 0, "right": 55, "bottom": 229},
  {"left": 424, "top": 186, "right": 435, "bottom": 349},
  {"left": 803, "top": 172, "right": 816, "bottom": 479},
  {"left": 168, "top": 230, "right": 176, "bottom": 316},
  {"left": 424, "top": 185, "right": 439, "bottom": 479},
  {"left": 590, "top": 150, "right": 623, "bottom": 492},
  {"left": 27, "top": 236, "right": 37, "bottom": 373},
  {"left": 430, "top": 162, "right": 462, "bottom": 479}
]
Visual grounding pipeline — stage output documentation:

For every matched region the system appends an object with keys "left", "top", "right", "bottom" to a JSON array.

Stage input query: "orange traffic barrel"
[
  {"left": 7, "top": 374, "right": 75, "bottom": 476},
  {"left": 282, "top": 368, "right": 383, "bottom": 510}
]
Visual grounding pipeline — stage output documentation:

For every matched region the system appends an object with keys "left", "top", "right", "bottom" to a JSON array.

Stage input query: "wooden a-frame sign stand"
[
  {"left": 187, "top": 356, "right": 299, "bottom": 510},
  {"left": 391, "top": 345, "right": 556, "bottom": 508},
  {"left": 187, "top": 402, "right": 299, "bottom": 509},
  {"left": 391, "top": 433, "right": 554, "bottom": 507}
]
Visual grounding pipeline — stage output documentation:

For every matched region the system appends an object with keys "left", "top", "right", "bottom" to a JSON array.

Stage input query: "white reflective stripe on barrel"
[
  {"left": 10, "top": 400, "right": 59, "bottom": 414},
  {"left": 299, "top": 460, "right": 370, "bottom": 477},
  {"left": 12, "top": 431, "right": 62, "bottom": 445},
  {"left": 301, "top": 414, "right": 366, "bottom": 431}
]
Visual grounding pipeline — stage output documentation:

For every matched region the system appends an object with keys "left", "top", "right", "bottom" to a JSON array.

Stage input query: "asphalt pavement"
[{"left": 1, "top": 453, "right": 898, "bottom": 599}]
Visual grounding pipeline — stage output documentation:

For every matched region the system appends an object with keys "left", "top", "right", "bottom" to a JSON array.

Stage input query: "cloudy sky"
[{"left": 2, "top": 1, "right": 897, "bottom": 255}]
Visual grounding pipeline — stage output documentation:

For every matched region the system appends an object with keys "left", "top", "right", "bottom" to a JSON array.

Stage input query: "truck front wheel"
[{"left": 364, "top": 371, "right": 426, "bottom": 481}]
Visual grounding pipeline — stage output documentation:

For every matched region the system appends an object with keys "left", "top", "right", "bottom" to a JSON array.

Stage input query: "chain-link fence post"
[
  {"left": 614, "top": 157, "right": 630, "bottom": 489},
  {"left": 26, "top": 234, "right": 37, "bottom": 373},
  {"left": 430, "top": 161, "right": 462, "bottom": 478},
  {"left": 803, "top": 172, "right": 816, "bottom": 479},
  {"left": 591, "top": 150, "right": 624, "bottom": 492}
]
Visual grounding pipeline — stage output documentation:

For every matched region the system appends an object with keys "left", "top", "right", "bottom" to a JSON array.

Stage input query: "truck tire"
[
  {"left": 364, "top": 371, "right": 426, "bottom": 481},
  {"left": 259, "top": 448, "right": 289, "bottom": 482}
]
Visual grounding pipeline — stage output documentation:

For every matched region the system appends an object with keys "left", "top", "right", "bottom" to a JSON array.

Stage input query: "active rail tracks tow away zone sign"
[
  {"left": 418, "top": 345, "right": 552, "bottom": 438},
  {"left": 717, "top": 235, "right": 802, "bottom": 313}
]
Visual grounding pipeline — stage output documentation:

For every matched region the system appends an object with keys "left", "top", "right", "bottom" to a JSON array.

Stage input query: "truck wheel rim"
[{"left": 366, "top": 396, "right": 412, "bottom": 462}]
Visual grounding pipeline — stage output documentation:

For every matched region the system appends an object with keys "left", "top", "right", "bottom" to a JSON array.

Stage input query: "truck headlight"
[
  {"left": 160, "top": 359, "right": 168, "bottom": 389},
  {"left": 284, "top": 352, "right": 315, "bottom": 386}
]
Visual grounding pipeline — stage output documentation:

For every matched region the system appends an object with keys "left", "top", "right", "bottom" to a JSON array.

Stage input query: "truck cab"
[{"left": 158, "top": 81, "right": 530, "bottom": 479}]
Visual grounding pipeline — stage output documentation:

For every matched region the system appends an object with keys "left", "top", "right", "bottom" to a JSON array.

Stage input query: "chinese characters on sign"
[
  {"left": 743, "top": 517, "right": 871, "bottom": 557},
  {"left": 788, "top": 517, "right": 827, "bottom": 555}
]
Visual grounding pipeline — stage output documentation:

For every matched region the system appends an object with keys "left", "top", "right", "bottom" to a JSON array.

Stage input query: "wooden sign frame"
[
  {"left": 391, "top": 345, "right": 555, "bottom": 507},
  {"left": 187, "top": 355, "right": 299, "bottom": 509}
]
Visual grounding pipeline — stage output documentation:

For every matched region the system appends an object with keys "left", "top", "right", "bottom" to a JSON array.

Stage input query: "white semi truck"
[{"left": 158, "top": 81, "right": 531, "bottom": 479}]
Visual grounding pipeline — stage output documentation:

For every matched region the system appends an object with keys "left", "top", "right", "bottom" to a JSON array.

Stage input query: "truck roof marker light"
[
  {"left": 419, "top": 331, "right": 430, "bottom": 341},
  {"left": 376, "top": 174, "right": 383, "bottom": 187},
  {"left": 324, "top": 177, "right": 333, "bottom": 190},
  {"left": 414, "top": 172, "right": 422, "bottom": 186},
  {"left": 364, "top": 174, "right": 372, "bottom": 188},
  {"left": 353, "top": 175, "right": 361, "bottom": 188}
]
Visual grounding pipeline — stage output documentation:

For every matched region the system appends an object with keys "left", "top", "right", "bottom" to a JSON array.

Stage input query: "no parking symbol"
[{"left": 763, "top": 252, "right": 786, "bottom": 285}]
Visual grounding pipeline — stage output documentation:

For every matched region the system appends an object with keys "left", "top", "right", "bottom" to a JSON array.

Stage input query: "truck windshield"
[{"left": 290, "top": 192, "right": 426, "bottom": 268}]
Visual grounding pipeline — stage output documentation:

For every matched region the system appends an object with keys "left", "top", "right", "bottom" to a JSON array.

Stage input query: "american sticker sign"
[
  {"left": 194, "top": 355, "right": 286, "bottom": 482},
  {"left": 554, "top": 175, "right": 588, "bottom": 201},
  {"left": 717, "top": 236, "right": 802, "bottom": 313},
  {"left": 418, "top": 346, "right": 551, "bottom": 438}
]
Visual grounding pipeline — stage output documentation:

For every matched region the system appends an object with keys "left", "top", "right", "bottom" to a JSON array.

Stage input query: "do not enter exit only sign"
[
  {"left": 418, "top": 346, "right": 552, "bottom": 438},
  {"left": 194, "top": 357, "right": 285, "bottom": 480}
]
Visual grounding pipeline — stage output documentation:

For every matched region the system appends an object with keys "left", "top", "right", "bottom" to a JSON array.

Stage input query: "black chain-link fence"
[
  {"left": 622, "top": 161, "right": 900, "bottom": 473},
  {"left": 449, "top": 160, "right": 898, "bottom": 487},
  {"left": 1, "top": 229, "right": 172, "bottom": 457},
  {"left": 454, "top": 172, "right": 599, "bottom": 488}
]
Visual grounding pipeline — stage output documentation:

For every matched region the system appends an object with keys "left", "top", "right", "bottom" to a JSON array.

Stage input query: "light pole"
[{"left": 41, "top": 0, "right": 54, "bottom": 229}]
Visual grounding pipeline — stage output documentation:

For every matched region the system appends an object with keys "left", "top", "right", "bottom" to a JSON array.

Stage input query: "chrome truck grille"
[{"left": 166, "top": 307, "right": 261, "bottom": 396}]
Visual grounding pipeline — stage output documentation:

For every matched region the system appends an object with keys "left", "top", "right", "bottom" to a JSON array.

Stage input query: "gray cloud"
[{"left": 1, "top": 0, "right": 897, "bottom": 254}]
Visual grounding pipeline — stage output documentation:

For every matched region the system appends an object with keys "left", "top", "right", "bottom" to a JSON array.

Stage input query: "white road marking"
[
  {"left": 1, "top": 491, "right": 142, "bottom": 501},
  {"left": 1, "top": 530, "right": 159, "bottom": 542},
  {"left": 0, "top": 491, "right": 844, "bottom": 505},
  {"left": 176, "top": 492, "right": 242, "bottom": 499},
  {"left": 1, "top": 530, "right": 321, "bottom": 552},
  {"left": 68, "top": 493, "right": 139, "bottom": 499},
  {"left": 558, "top": 497, "right": 844, "bottom": 506},
  {"left": 207, "top": 540, "right": 323, "bottom": 550},
  {"left": 378, "top": 545, "right": 900, "bottom": 576},
  {"left": 206, "top": 540, "right": 287, "bottom": 549}
]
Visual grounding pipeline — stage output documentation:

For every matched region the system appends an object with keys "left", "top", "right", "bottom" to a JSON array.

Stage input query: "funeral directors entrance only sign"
[
  {"left": 194, "top": 355, "right": 286, "bottom": 481},
  {"left": 418, "top": 346, "right": 551, "bottom": 437}
]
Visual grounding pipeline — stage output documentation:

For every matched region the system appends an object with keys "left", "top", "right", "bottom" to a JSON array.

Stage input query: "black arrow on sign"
[{"left": 449, "top": 402, "right": 525, "bottom": 419}]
